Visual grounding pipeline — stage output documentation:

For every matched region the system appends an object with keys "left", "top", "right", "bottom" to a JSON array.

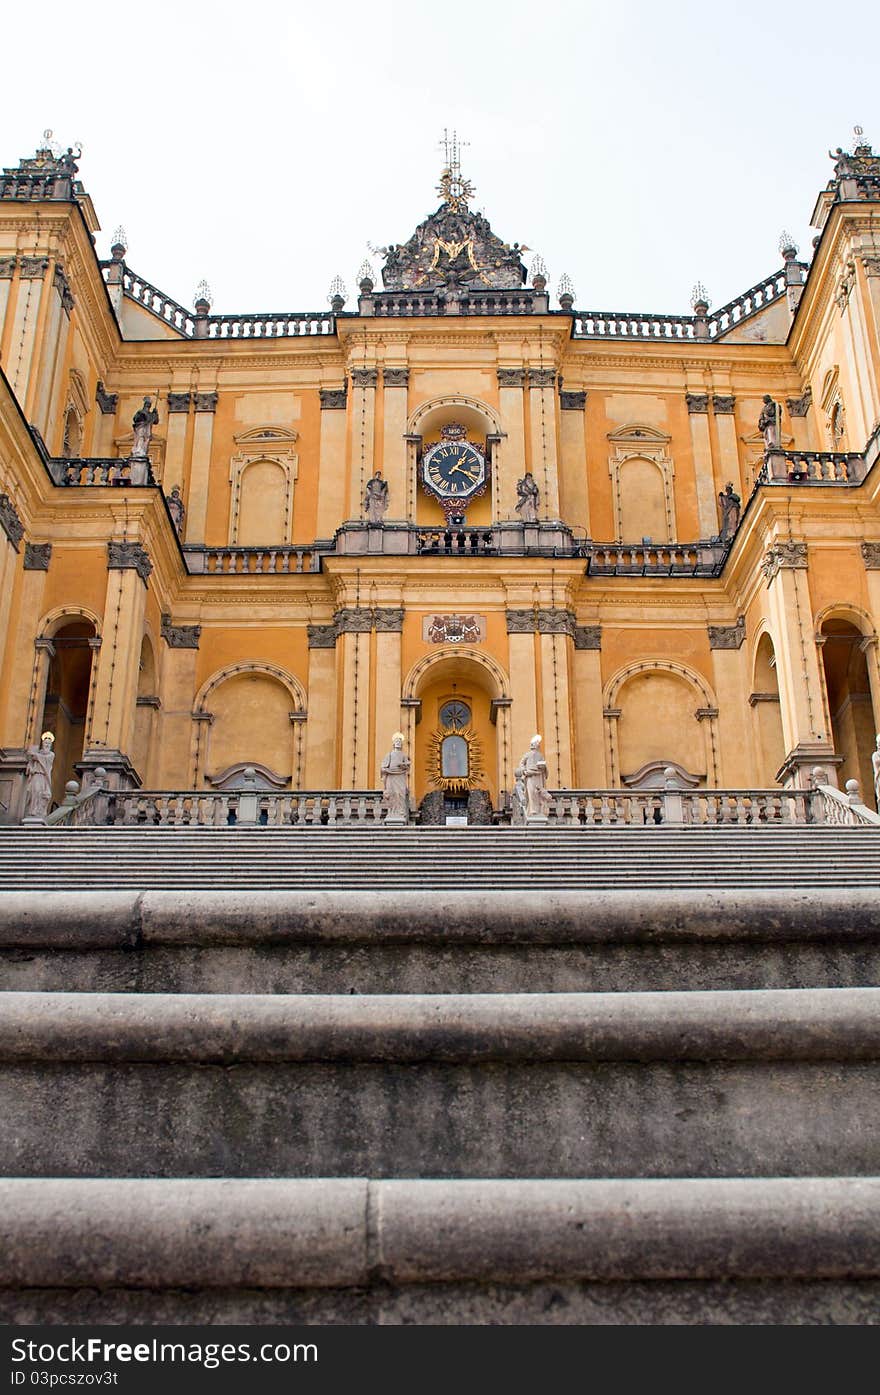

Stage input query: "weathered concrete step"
[
  {"left": 3, "top": 989, "right": 879, "bottom": 1179},
  {"left": 4, "top": 1177, "right": 880, "bottom": 1324}
]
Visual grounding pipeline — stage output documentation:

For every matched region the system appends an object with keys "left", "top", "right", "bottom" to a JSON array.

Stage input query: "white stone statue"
[
  {"left": 23, "top": 731, "right": 55, "bottom": 822},
  {"left": 872, "top": 733, "right": 880, "bottom": 812},
  {"left": 131, "top": 397, "right": 159, "bottom": 458},
  {"left": 515, "top": 734, "right": 551, "bottom": 822},
  {"left": 515, "top": 472, "right": 540, "bottom": 524},
  {"left": 381, "top": 731, "right": 410, "bottom": 823}
]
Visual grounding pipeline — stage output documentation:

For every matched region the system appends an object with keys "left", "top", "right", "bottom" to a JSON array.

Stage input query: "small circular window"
[{"left": 439, "top": 699, "right": 471, "bottom": 729}]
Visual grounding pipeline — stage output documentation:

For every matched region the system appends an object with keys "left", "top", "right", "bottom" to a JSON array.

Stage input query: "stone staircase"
[{"left": 1, "top": 824, "right": 879, "bottom": 1323}]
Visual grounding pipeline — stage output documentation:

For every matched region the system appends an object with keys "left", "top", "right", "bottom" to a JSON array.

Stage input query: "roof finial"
[{"left": 436, "top": 128, "right": 475, "bottom": 212}]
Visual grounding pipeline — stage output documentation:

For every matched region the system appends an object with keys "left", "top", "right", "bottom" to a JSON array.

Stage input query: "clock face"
[{"left": 421, "top": 440, "right": 487, "bottom": 504}]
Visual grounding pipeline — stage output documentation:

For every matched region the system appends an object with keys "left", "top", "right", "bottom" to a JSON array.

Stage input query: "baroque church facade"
[{"left": 1, "top": 131, "right": 880, "bottom": 821}]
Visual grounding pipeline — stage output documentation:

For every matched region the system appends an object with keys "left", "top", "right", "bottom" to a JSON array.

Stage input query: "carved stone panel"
[
  {"left": 560, "top": 390, "right": 587, "bottom": 410},
  {"left": 761, "top": 541, "right": 808, "bottom": 581},
  {"left": 160, "top": 613, "right": 201, "bottom": 649},
  {"left": 573, "top": 625, "right": 602, "bottom": 650},
  {"left": 373, "top": 607, "right": 405, "bottom": 632},
  {"left": 167, "top": 392, "right": 192, "bottom": 413},
  {"left": 861, "top": 542, "right": 880, "bottom": 569},
  {"left": 95, "top": 381, "right": 118, "bottom": 415},
  {"left": 335, "top": 606, "right": 373, "bottom": 633},
  {"left": 712, "top": 396, "right": 736, "bottom": 415},
  {"left": 19, "top": 256, "right": 48, "bottom": 279},
  {"left": 383, "top": 368, "right": 410, "bottom": 388},
  {"left": 24, "top": 543, "right": 52, "bottom": 571},
  {"left": 107, "top": 541, "right": 152, "bottom": 583},
  {"left": 708, "top": 617, "right": 746, "bottom": 649},
  {"left": 685, "top": 392, "right": 709, "bottom": 414},
  {"left": 786, "top": 387, "right": 813, "bottom": 417},
  {"left": 319, "top": 388, "right": 347, "bottom": 410},
  {"left": 423, "top": 614, "right": 485, "bottom": 644},
  {"left": 307, "top": 623, "right": 338, "bottom": 649},
  {"left": 350, "top": 369, "right": 378, "bottom": 388},
  {"left": 506, "top": 609, "right": 537, "bottom": 633},
  {"left": 0, "top": 495, "right": 24, "bottom": 550},
  {"left": 194, "top": 392, "right": 218, "bottom": 413},
  {"left": 497, "top": 369, "right": 526, "bottom": 388}
]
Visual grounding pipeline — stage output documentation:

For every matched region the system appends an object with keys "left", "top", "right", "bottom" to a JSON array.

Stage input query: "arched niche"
[
  {"left": 750, "top": 631, "right": 785, "bottom": 785},
  {"left": 402, "top": 647, "right": 511, "bottom": 807},
  {"left": 815, "top": 608, "right": 878, "bottom": 804},
  {"left": 36, "top": 616, "right": 99, "bottom": 806},
  {"left": 131, "top": 632, "right": 160, "bottom": 786},
  {"left": 607, "top": 425, "right": 674, "bottom": 543},
  {"left": 191, "top": 662, "right": 306, "bottom": 790},
  {"left": 229, "top": 427, "right": 299, "bottom": 545},
  {"left": 604, "top": 659, "right": 718, "bottom": 787},
  {"left": 406, "top": 396, "right": 503, "bottom": 527}
]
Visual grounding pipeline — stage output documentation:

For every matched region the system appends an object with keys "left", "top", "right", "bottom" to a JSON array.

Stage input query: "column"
[
  {"left": 558, "top": 390, "right": 589, "bottom": 536},
  {"left": 6, "top": 256, "right": 47, "bottom": 404},
  {"left": 347, "top": 369, "right": 377, "bottom": 523},
  {"left": 164, "top": 391, "right": 192, "bottom": 494},
  {"left": 763, "top": 541, "right": 835, "bottom": 786},
  {"left": 31, "top": 265, "right": 72, "bottom": 439},
  {"left": 708, "top": 620, "right": 754, "bottom": 786},
  {"left": 497, "top": 369, "right": 526, "bottom": 519},
  {"left": 86, "top": 543, "right": 151, "bottom": 782},
  {"left": 537, "top": 612, "right": 574, "bottom": 788},
  {"left": 155, "top": 617, "right": 201, "bottom": 790},
  {"left": 373, "top": 607, "right": 404, "bottom": 781},
  {"left": 859, "top": 545, "right": 880, "bottom": 736},
  {"left": 571, "top": 627, "right": 605, "bottom": 787},
  {"left": 381, "top": 369, "right": 409, "bottom": 521},
  {"left": 0, "top": 257, "right": 15, "bottom": 345},
  {"left": 506, "top": 609, "right": 539, "bottom": 770},
  {"left": 305, "top": 620, "right": 338, "bottom": 788},
  {"left": 93, "top": 384, "right": 118, "bottom": 457},
  {"left": 685, "top": 391, "right": 719, "bottom": 539},
  {"left": 315, "top": 388, "right": 348, "bottom": 542},
  {"left": 528, "top": 369, "right": 561, "bottom": 518},
  {"left": 184, "top": 392, "right": 217, "bottom": 543},
  {"left": 711, "top": 394, "right": 742, "bottom": 501},
  {"left": 336, "top": 607, "right": 373, "bottom": 788},
  {"left": 0, "top": 498, "right": 24, "bottom": 726}
]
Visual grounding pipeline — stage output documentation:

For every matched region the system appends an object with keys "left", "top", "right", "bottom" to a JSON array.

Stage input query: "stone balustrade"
[
  {"left": 759, "top": 449, "right": 866, "bottom": 485},
  {"left": 416, "top": 527, "right": 497, "bottom": 556},
  {"left": 572, "top": 268, "right": 797, "bottom": 342},
  {"left": 586, "top": 541, "right": 727, "bottom": 577},
  {"left": 55, "top": 457, "right": 155, "bottom": 487},
  {"left": 0, "top": 172, "right": 60, "bottom": 201},
  {"left": 184, "top": 546, "right": 320, "bottom": 575},
  {"left": 202, "top": 313, "right": 336, "bottom": 338},
  {"left": 810, "top": 778, "right": 880, "bottom": 827},
  {"left": 87, "top": 790, "right": 386, "bottom": 827},
  {"left": 547, "top": 787, "right": 826, "bottom": 826},
  {"left": 104, "top": 265, "right": 195, "bottom": 335}
]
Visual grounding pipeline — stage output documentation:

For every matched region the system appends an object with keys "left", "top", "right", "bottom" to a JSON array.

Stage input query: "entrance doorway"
[{"left": 819, "top": 619, "right": 876, "bottom": 805}]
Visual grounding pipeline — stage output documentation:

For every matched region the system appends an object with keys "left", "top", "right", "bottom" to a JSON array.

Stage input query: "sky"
[{"left": 3, "top": 0, "right": 879, "bottom": 318}]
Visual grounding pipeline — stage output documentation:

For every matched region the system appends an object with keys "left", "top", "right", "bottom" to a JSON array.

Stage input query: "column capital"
[
  {"left": 712, "top": 395, "right": 736, "bottom": 415},
  {"left": 160, "top": 613, "right": 201, "bottom": 649},
  {"left": 685, "top": 391, "right": 709, "bottom": 414},
  {"left": 23, "top": 542, "right": 52, "bottom": 571},
  {"left": 95, "top": 381, "right": 118, "bottom": 415},
  {"left": 527, "top": 369, "right": 557, "bottom": 388},
  {"left": 167, "top": 392, "right": 192, "bottom": 413},
  {"left": 708, "top": 617, "right": 746, "bottom": 649},
  {"left": 107, "top": 540, "right": 152, "bottom": 584},
  {"left": 861, "top": 542, "right": 880, "bottom": 569},
  {"left": 0, "top": 494, "right": 24, "bottom": 550},
  {"left": 319, "top": 387, "right": 347, "bottom": 410},
  {"left": 307, "top": 622, "right": 338, "bottom": 649},
  {"left": 382, "top": 368, "right": 409, "bottom": 388},
  {"left": 193, "top": 391, "right": 218, "bottom": 413},
  {"left": 497, "top": 368, "right": 526, "bottom": 388},
  {"left": 762, "top": 541, "right": 807, "bottom": 581},
  {"left": 350, "top": 368, "right": 378, "bottom": 388},
  {"left": 573, "top": 624, "right": 602, "bottom": 650}
]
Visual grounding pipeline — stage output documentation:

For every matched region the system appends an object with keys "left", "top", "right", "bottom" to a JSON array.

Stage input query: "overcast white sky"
[{"left": 4, "top": 0, "right": 879, "bottom": 316}]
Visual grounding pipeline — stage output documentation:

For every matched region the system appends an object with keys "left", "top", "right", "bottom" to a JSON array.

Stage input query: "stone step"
[
  {"left": 3, "top": 989, "right": 879, "bottom": 1180},
  {"left": 3, "top": 885, "right": 879, "bottom": 993},
  {"left": 2, "top": 1176, "right": 879, "bottom": 1323}
]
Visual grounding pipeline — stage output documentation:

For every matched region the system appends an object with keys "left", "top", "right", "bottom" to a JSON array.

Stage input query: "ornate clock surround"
[{"left": 420, "top": 422, "right": 489, "bottom": 523}]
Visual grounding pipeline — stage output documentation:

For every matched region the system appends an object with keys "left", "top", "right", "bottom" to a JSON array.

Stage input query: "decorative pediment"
[
  {"left": 606, "top": 423, "right": 671, "bottom": 445},
  {"left": 233, "top": 426, "right": 299, "bottom": 447},
  {"left": 207, "top": 761, "right": 290, "bottom": 791}
]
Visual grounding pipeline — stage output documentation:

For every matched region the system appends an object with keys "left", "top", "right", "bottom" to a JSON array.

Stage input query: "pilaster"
[
  {"left": 6, "top": 257, "right": 46, "bottom": 405},
  {"left": 527, "top": 369, "right": 560, "bottom": 518},
  {"left": 165, "top": 391, "right": 192, "bottom": 496},
  {"left": 711, "top": 395, "right": 741, "bottom": 513},
  {"left": 497, "top": 369, "right": 526, "bottom": 520},
  {"left": 184, "top": 392, "right": 217, "bottom": 543},
  {"left": 316, "top": 387, "right": 348, "bottom": 542},
  {"left": 88, "top": 545, "right": 151, "bottom": 761},
  {"left": 347, "top": 368, "right": 377, "bottom": 523},
  {"left": 707, "top": 618, "right": 753, "bottom": 785},
  {"left": 684, "top": 391, "right": 718, "bottom": 539},
  {"left": 305, "top": 622, "right": 338, "bottom": 788},
  {"left": 558, "top": 388, "right": 589, "bottom": 536},
  {"left": 381, "top": 368, "right": 409, "bottom": 522}
]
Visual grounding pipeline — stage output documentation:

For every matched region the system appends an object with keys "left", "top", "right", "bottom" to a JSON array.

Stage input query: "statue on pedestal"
[
  {"left": 23, "top": 732, "right": 55, "bottom": 822},
  {"left": 131, "top": 397, "right": 159, "bottom": 458},
  {"left": 381, "top": 732, "right": 410, "bottom": 823},
  {"left": 166, "top": 485, "right": 185, "bottom": 535},
  {"left": 717, "top": 482, "right": 742, "bottom": 540},
  {"left": 364, "top": 470, "right": 389, "bottom": 524},
  {"left": 515, "top": 472, "right": 540, "bottom": 524},
  {"left": 514, "top": 734, "right": 551, "bottom": 822},
  {"left": 758, "top": 394, "right": 781, "bottom": 451}
]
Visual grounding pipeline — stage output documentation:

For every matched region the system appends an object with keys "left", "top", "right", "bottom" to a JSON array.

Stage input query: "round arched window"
[{"left": 439, "top": 699, "right": 471, "bottom": 729}]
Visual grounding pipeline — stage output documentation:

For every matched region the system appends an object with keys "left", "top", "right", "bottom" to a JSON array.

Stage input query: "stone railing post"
[
  {"left": 236, "top": 767, "right": 260, "bottom": 826},
  {"left": 662, "top": 767, "right": 684, "bottom": 823}
]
